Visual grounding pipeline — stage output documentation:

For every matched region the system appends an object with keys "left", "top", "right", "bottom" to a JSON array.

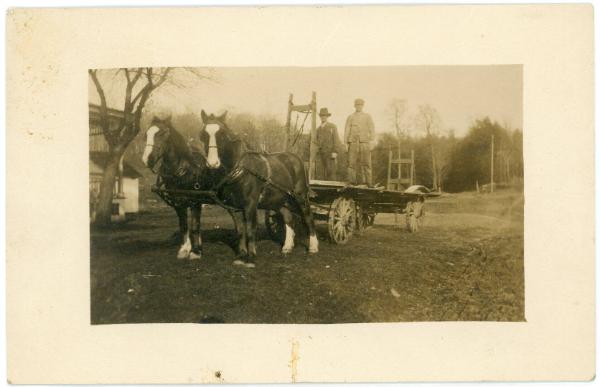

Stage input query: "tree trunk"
[{"left": 94, "top": 148, "right": 124, "bottom": 226}]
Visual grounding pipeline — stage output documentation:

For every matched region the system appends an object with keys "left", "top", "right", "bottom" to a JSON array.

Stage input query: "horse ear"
[
  {"left": 201, "top": 110, "right": 208, "bottom": 123},
  {"left": 219, "top": 111, "right": 228, "bottom": 122}
]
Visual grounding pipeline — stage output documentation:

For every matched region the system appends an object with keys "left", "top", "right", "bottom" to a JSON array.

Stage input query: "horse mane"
[{"left": 163, "top": 121, "right": 194, "bottom": 160}]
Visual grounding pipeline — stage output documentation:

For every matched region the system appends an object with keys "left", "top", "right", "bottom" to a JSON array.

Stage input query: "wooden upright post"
[
  {"left": 308, "top": 91, "right": 317, "bottom": 181},
  {"left": 387, "top": 148, "right": 393, "bottom": 190},
  {"left": 491, "top": 134, "right": 495, "bottom": 193},
  {"left": 410, "top": 149, "right": 415, "bottom": 185},
  {"left": 285, "top": 93, "right": 293, "bottom": 151},
  {"left": 397, "top": 132, "right": 402, "bottom": 181}
]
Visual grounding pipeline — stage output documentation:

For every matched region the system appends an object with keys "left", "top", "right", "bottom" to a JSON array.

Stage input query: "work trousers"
[
  {"left": 347, "top": 141, "right": 371, "bottom": 185},
  {"left": 315, "top": 152, "right": 337, "bottom": 181}
]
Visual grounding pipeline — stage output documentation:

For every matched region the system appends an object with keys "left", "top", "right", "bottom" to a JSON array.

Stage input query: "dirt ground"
[{"left": 90, "top": 190, "right": 524, "bottom": 324}]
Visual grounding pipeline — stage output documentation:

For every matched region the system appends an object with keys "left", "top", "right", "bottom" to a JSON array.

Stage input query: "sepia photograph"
[
  {"left": 89, "top": 65, "right": 524, "bottom": 324},
  {"left": 7, "top": 4, "right": 594, "bottom": 383}
]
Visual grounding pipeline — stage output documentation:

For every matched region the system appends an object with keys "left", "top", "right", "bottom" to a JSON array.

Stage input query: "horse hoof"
[
  {"left": 308, "top": 235, "right": 319, "bottom": 254},
  {"left": 189, "top": 251, "right": 201, "bottom": 260},
  {"left": 177, "top": 250, "right": 190, "bottom": 259},
  {"left": 281, "top": 246, "right": 293, "bottom": 254},
  {"left": 233, "top": 259, "right": 255, "bottom": 268}
]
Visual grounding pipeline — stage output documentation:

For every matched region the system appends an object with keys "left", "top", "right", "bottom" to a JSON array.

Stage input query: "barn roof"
[{"left": 89, "top": 152, "right": 143, "bottom": 178}]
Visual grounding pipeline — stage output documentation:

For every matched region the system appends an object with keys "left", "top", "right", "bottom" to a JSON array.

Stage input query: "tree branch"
[
  {"left": 89, "top": 69, "right": 115, "bottom": 146},
  {"left": 131, "top": 80, "right": 152, "bottom": 107},
  {"left": 131, "top": 67, "right": 143, "bottom": 87},
  {"left": 154, "top": 67, "right": 171, "bottom": 88},
  {"left": 121, "top": 68, "right": 172, "bottom": 144}
]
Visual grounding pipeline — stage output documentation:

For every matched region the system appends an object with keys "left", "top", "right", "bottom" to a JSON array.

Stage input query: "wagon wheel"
[
  {"left": 328, "top": 197, "right": 356, "bottom": 244},
  {"left": 355, "top": 203, "right": 375, "bottom": 233},
  {"left": 355, "top": 202, "right": 365, "bottom": 233},
  {"left": 405, "top": 199, "right": 425, "bottom": 233},
  {"left": 365, "top": 212, "right": 376, "bottom": 227},
  {"left": 265, "top": 210, "right": 286, "bottom": 243}
]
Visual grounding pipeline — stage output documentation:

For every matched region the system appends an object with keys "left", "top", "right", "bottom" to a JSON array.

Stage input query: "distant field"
[{"left": 90, "top": 190, "right": 524, "bottom": 324}]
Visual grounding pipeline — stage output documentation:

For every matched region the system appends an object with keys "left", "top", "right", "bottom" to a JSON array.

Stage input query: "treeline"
[
  {"left": 129, "top": 110, "right": 523, "bottom": 193},
  {"left": 372, "top": 117, "right": 523, "bottom": 192}
]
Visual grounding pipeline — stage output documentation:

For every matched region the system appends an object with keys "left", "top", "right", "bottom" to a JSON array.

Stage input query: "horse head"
[
  {"left": 142, "top": 115, "right": 171, "bottom": 169},
  {"left": 142, "top": 114, "right": 191, "bottom": 173},
  {"left": 199, "top": 110, "right": 240, "bottom": 170}
]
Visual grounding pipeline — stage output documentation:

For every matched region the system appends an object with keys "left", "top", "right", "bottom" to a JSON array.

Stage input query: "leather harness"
[{"left": 153, "top": 145, "right": 302, "bottom": 212}]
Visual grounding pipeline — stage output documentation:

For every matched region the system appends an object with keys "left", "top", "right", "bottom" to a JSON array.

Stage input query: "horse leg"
[
  {"left": 280, "top": 206, "right": 295, "bottom": 254},
  {"left": 298, "top": 199, "right": 319, "bottom": 253},
  {"left": 242, "top": 204, "right": 258, "bottom": 267},
  {"left": 176, "top": 206, "right": 192, "bottom": 259},
  {"left": 231, "top": 211, "right": 251, "bottom": 267},
  {"left": 189, "top": 204, "right": 202, "bottom": 260}
]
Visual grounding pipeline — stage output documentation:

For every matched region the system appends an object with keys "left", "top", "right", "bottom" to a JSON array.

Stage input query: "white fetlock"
[
  {"left": 177, "top": 248, "right": 191, "bottom": 259},
  {"left": 233, "top": 259, "right": 255, "bottom": 268},
  {"left": 177, "top": 233, "right": 192, "bottom": 259},
  {"left": 281, "top": 224, "right": 295, "bottom": 254},
  {"left": 308, "top": 234, "right": 319, "bottom": 253},
  {"left": 189, "top": 251, "right": 201, "bottom": 260}
]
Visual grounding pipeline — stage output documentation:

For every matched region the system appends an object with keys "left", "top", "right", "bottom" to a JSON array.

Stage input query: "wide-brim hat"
[{"left": 319, "top": 107, "right": 332, "bottom": 117}]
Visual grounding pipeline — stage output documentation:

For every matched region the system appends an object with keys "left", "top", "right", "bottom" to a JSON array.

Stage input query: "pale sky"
[{"left": 89, "top": 66, "right": 522, "bottom": 137}]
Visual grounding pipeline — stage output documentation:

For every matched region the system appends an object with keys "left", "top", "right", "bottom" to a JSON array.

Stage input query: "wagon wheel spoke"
[
  {"left": 335, "top": 225, "right": 345, "bottom": 240},
  {"left": 328, "top": 197, "right": 355, "bottom": 244},
  {"left": 335, "top": 222, "right": 345, "bottom": 235},
  {"left": 339, "top": 224, "right": 347, "bottom": 240}
]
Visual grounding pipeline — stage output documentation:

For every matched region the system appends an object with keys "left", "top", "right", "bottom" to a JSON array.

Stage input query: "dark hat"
[
  {"left": 354, "top": 98, "right": 365, "bottom": 105},
  {"left": 319, "top": 107, "right": 332, "bottom": 117}
]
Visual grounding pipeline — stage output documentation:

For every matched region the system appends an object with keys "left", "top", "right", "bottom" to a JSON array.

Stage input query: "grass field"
[{"left": 90, "top": 190, "right": 524, "bottom": 324}]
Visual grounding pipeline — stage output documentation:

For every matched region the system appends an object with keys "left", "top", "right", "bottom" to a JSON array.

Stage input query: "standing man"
[
  {"left": 345, "top": 98, "right": 375, "bottom": 185},
  {"left": 315, "top": 107, "right": 340, "bottom": 180}
]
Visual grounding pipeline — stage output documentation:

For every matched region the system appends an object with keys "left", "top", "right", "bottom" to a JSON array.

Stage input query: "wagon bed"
[
  {"left": 309, "top": 179, "right": 438, "bottom": 211},
  {"left": 264, "top": 180, "right": 440, "bottom": 245}
]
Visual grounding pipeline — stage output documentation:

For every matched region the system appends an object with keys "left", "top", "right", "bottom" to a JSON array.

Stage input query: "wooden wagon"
[{"left": 264, "top": 180, "right": 439, "bottom": 245}]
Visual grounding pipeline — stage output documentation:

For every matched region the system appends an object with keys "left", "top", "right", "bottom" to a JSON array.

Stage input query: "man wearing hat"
[
  {"left": 315, "top": 107, "right": 340, "bottom": 180},
  {"left": 345, "top": 98, "right": 375, "bottom": 185}
]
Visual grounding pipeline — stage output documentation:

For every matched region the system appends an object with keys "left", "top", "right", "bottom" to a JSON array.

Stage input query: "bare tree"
[
  {"left": 387, "top": 98, "right": 409, "bottom": 138},
  {"left": 88, "top": 67, "right": 213, "bottom": 225},
  {"left": 415, "top": 104, "right": 442, "bottom": 190}
]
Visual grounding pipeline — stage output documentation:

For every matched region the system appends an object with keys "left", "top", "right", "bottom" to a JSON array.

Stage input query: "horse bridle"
[
  {"left": 151, "top": 125, "right": 270, "bottom": 196},
  {"left": 145, "top": 142, "right": 166, "bottom": 175}
]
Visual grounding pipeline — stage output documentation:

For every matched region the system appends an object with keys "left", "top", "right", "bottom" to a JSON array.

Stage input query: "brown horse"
[
  {"left": 142, "top": 115, "right": 211, "bottom": 260},
  {"left": 143, "top": 112, "right": 318, "bottom": 267},
  {"left": 199, "top": 110, "right": 318, "bottom": 267}
]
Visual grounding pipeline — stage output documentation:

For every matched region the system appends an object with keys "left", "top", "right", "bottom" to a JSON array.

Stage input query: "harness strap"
[
  {"left": 257, "top": 153, "right": 272, "bottom": 184},
  {"left": 154, "top": 151, "right": 307, "bottom": 212}
]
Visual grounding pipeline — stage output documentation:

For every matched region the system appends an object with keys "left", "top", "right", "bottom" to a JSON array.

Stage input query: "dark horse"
[
  {"left": 143, "top": 111, "right": 318, "bottom": 267},
  {"left": 142, "top": 115, "right": 211, "bottom": 260}
]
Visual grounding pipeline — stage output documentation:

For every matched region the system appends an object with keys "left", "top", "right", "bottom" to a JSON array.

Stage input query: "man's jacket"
[
  {"left": 316, "top": 122, "right": 339, "bottom": 154},
  {"left": 345, "top": 112, "right": 375, "bottom": 143}
]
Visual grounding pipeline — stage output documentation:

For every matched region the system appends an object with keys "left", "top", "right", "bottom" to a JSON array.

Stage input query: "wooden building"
[{"left": 89, "top": 104, "right": 142, "bottom": 222}]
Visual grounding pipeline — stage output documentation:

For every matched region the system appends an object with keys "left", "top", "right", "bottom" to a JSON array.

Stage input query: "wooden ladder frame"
[
  {"left": 387, "top": 145, "right": 415, "bottom": 191},
  {"left": 285, "top": 91, "right": 317, "bottom": 180}
]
